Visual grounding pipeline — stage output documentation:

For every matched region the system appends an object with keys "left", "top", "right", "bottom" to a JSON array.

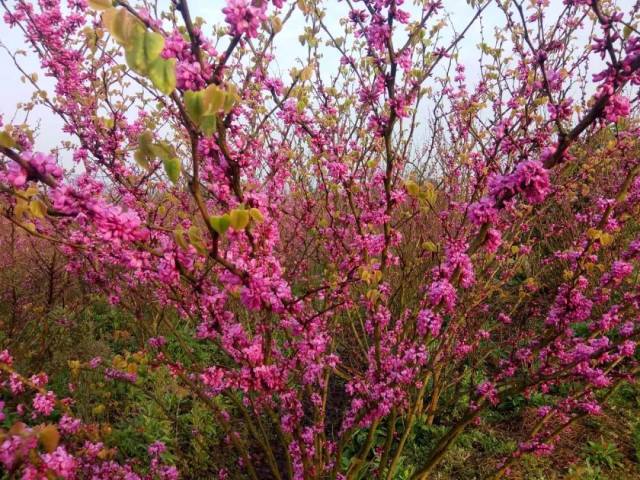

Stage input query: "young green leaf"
[
  {"left": 184, "top": 90, "right": 205, "bottom": 125},
  {"left": 134, "top": 149, "right": 150, "bottom": 170},
  {"left": 150, "top": 141, "right": 175, "bottom": 162},
  {"left": 404, "top": 180, "right": 420, "bottom": 197},
  {"left": 188, "top": 225, "right": 203, "bottom": 245},
  {"left": 187, "top": 225, "right": 208, "bottom": 254},
  {"left": 203, "top": 84, "right": 225, "bottom": 115},
  {"left": 147, "top": 58, "right": 176, "bottom": 95},
  {"left": 102, "top": 7, "right": 142, "bottom": 46},
  {"left": 173, "top": 226, "right": 189, "bottom": 250},
  {"left": 422, "top": 241, "right": 438, "bottom": 253},
  {"left": 223, "top": 87, "right": 238, "bottom": 114},
  {"left": 209, "top": 214, "right": 231, "bottom": 235},
  {"left": 124, "top": 27, "right": 156, "bottom": 73},
  {"left": 229, "top": 208, "right": 250, "bottom": 230},
  {"left": 22, "top": 222, "right": 36, "bottom": 234},
  {"left": 0, "top": 130, "right": 16, "bottom": 148},
  {"left": 139, "top": 130, "right": 153, "bottom": 151},
  {"left": 200, "top": 115, "right": 217, "bottom": 136},
  {"left": 300, "top": 65, "right": 313, "bottom": 81},
  {"left": 248, "top": 208, "right": 264, "bottom": 224},
  {"left": 29, "top": 199, "right": 47, "bottom": 219},
  {"left": 88, "top": 0, "right": 112, "bottom": 10},
  {"left": 162, "top": 157, "right": 181, "bottom": 184},
  {"left": 143, "top": 32, "right": 164, "bottom": 64}
]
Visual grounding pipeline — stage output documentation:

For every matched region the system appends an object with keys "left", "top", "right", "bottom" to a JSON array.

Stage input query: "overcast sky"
[{"left": 0, "top": 0, "right": 631, "bottom": 155}]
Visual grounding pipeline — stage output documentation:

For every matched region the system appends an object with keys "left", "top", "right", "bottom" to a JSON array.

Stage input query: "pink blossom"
[
  {"left": 6, "top": 161, "right": 27, "bottom": 187},
  {"left": 41, "top": 447, "right": 77, "bottom": 478},
  {"left": 428, "top": 279, "right": 457, "bottom": 312},
  {"left": 222, "top": 0, "right": 267, "bottom": 38},
  {"left": 33, "top": 391, "right": 56, "bottom": 416},
  {"left": 604, "top": 94, "right": 630, "bottom": 123}
]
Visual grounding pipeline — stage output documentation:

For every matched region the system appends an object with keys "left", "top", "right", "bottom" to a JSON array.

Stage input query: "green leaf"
[
  {"left": 102, "top": 7, "right": 142, "bottom": 46},
  {"left": 184, "top": 90, "right": 205, "bottom": 125},
  {"left": 203, "top": 84, "right": 226, "bottom": 115},
  {"left": 173, "top": 226, "right": 189, "bottom": 250},
  {"left": 223, "top": 86, "right": 238, "bottom": 114},
  {"left": 124, "top": 33, "right": 145, "bottom": 74},
  {"left": 134, "top": 149, "right": 150, "bottom": 170},
  {"left": 29, "top": 199, "right": 47, "bottom": 219},
  {"left": 162, "top": 157, "right": 181, "bottom": 184},
  {"left": 134, "top": 130, "right": 155, "bottom": 169},
  {"left": 143, "top": 32, "right": 165, "bottom": 63},
  {"left": 200, "top": 115, "right": 217, "bottom": 136},
  {"left": 300, "top": 65, "right": 313, "bottom": 81},
  {"left": 187, "top": 225, "right": 208, "bottom": 254},
  {"left": 124, "top": 28, "right": 162, "bottom": 73},
  {"left": 405, "top": 180, "right": 419, "bottom": 196},
  {"left": 0, "top": 130, "right": 16, "bottom": 148},
  {"left": 229, "top": 208, "right": 250, "bottom": 230},
  {"left": 209, "top": 214, "right": 231, "bottom": 235},
  {"left": 88, "top": 0, "right": 112, "bottom": 10},
  {"left": 188, "top": 225, "right": 203, "bottom": 244},
  {"left": 138, "top": 130, "right": 154, "bottom": 154},
  {"left": 150, "top": 141, "right": 174, "bottom": 161},
  {"left": 124, "top": 44, "right": 143, "bottom": 73},
  {"left": 248, "top": 207, "right": 264, "bottom": 223},
  {"left": 22, "top": 222, "right": 36, "bottom": 233},
  {"left": 147, "top": 57, "right": 176, "bottom": 95},
  {"left": 422, "top": 241, "right": 438, "bottom": 253}
]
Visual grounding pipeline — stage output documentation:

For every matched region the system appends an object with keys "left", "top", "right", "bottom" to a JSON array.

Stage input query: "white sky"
[{"left": 0, "top": 0, "right": 634, "bottom": 154}]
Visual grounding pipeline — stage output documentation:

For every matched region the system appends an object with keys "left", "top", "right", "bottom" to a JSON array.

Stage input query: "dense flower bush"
[{"left": 1, "top": 0, "right": 640, "bottom": 478}]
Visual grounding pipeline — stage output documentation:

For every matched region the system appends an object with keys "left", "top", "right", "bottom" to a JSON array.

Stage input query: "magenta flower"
[
  {"left": 32, "top": 391, "right": 56, "bottom": 416},
  {"left": 222, "top": 0, "right": 267, "bottom": 38}
]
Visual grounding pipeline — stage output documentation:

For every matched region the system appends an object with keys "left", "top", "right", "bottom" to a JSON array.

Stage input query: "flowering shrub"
[{"left": 1, "top": 0, "right": 640, "bottom": 478}]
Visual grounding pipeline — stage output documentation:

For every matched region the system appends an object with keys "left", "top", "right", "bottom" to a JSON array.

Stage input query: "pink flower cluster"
[
  {"left": 222, "top": 0, "right": 267, "bottom": 38},
  {"left": 489, "top": 160, "right": 551, "bottom": 205},
  {"left": 4, "top": 152, "right": 62, "bottom": 187},
  {"left": 32, "top": 391, "right": 56, "bottom": 416}
]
